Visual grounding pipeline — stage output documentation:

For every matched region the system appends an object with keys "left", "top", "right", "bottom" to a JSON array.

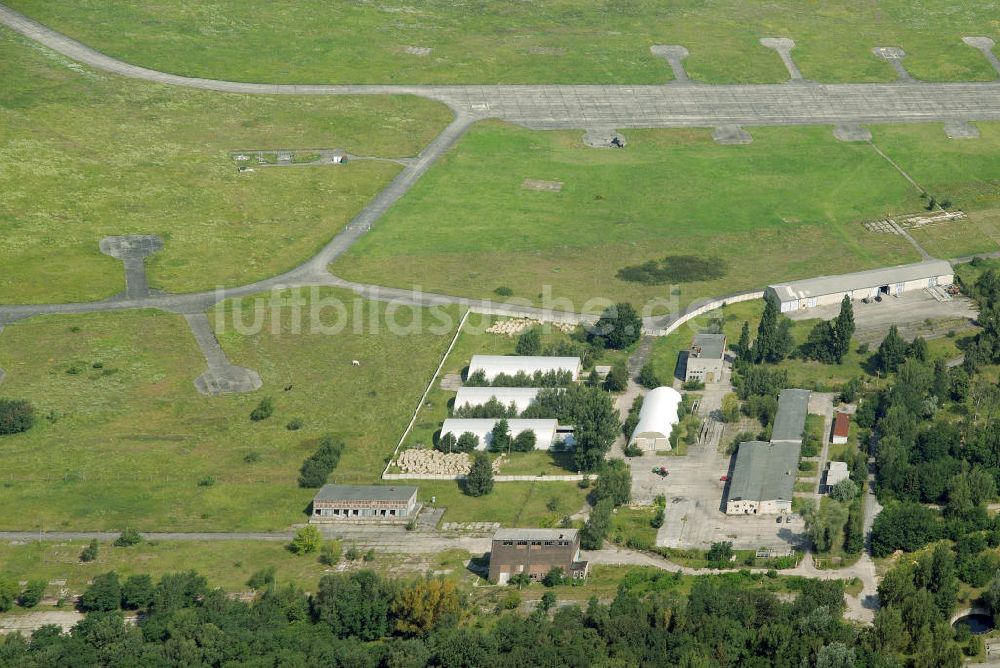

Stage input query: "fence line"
[
  {"left": 382, "top": 309, "right": 470, "bottom": 479},
  {"left": 383, "top": 473, "right": 590, "bottom": 482}
]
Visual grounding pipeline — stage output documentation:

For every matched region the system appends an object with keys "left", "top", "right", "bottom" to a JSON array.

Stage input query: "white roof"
[
  {"left": 441, "top": 418, "right": 558, "bottom": 437},
  {"left": 453, "top": 387, "right": 541, "bottom": 413},
  {"left": 767, "top": 259, "right": 953, "bottom": 302},
  {"left": 468, "top": 355, "right": 581, "bottom": 380},
  {"left": 629, "top": 387, "right": 682, "bottom": 444}
]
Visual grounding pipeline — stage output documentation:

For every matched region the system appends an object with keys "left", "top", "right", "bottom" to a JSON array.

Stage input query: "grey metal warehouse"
[{"left": 765, "top": 259, "right": 953, "bottom": 313}]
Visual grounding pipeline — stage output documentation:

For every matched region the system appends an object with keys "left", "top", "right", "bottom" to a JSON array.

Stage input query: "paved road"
[
  {"left": 4, "top": 4, "right": 1000, "bottom": 129},
  {"left": 2, "top": 3, "right": 999, "bottom": 331}
]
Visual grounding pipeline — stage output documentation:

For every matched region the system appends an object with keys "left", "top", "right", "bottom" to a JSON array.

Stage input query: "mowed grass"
[
  {"left": 336, "top": 121, "right": 926, "bottom": 310},
  {"left": 0, "top": 28, "right": 452, "bottom": 304},
  {"left": 0, "top": 290, "right": 460, "bottom": 531},
  {"left": 419, "top": 480, "right": 588, "bottom": 527},
  {"left": 7, "top": 0, "right": 1000, "bottom": 84},
  {"left": 869, "top": 123, "right": 1000, "bottom": 259}
]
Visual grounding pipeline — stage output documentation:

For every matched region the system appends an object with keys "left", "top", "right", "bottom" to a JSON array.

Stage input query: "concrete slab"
[
  {"left": 650, "top": 45, "right": 691, "bottom": 82},
  {"left": 760, "top": 37, "right": 804, "bottom": 81},
  {"left": 185, "top": 313, "right": 262, "bottom": 395},
  {"left": 962, "top": 36, "right": 1000, "bottom": 76},
  {"left": 712, "top": 125, "right": 752, "bottom": 145},
  {"left": 872, "top": 46, "right": 914, "bottom": 81},
  {"left": 944, "top": 120, "right": 980, "bottom": 138},
  {"left": 583, "top": 128, "right": 626, "bottom": 148},
  {"left": 834, "top": 123, "right": 872, "bottom": 142},
  {"left": 99, "top": 235, "right": 163, "bottom": 300},
  {"left": 786, "top": 290, "right": 978, "bottom": 345}
]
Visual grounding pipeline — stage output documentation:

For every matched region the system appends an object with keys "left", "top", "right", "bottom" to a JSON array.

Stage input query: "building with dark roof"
[
  {"left": 770, "top": 389, "right": 811, "bottom": 444},
  {"left": 488, "top": 528, "right": 588, "bottom": 583},
  {"left": 725, "top": 388, "right": 811, "bottom": 515},
  {"left": 310, "top": 484, "right": 419, "bottom": 523},
  {"left": 684, "top": 332, "right": 727, "bottom": 383},
  {"left": 725, "top": 441, "right": 800, "bottom": 515}
]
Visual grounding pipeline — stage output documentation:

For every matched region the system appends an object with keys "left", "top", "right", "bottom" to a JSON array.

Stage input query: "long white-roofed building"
[
  {"left": 453, "top": 387, "right": 542, "bottom": 414},
  {"left": 467, "top": 355, "right": 581, "bottom": 381},
  {"left": 765, "top": 259, "right": 953, "bottom": 313},
  {"left": 440, "top": 418, "right": 560, "bottom": 450},
  {"left": 629, "top": 386, "right": 682, "bottom": 452}
]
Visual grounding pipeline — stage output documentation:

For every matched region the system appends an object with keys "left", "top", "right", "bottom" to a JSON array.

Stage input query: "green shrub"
[
  {"left": 18, "top": 580, "right": 46, "bottom": 608},
  {"left": 286, "top": 417, "right": 304, "bottom": 431},
  {"left": 80, "top": 539, "right": 99, "bottom": 563},
  {"left": 197, "top": 476, "right": 215, "bottom": 487},
  {"left": 289, "top": 526, "right": 322, "bottom": 555},
  {"left": 250, "top": 397, "right": 274, "bottom": 421},
  {"left": 247, "top": 566, "right": 276, "bottom": 589},
  {"left": 0, "top": 399, "right": 35, "bottom": 435},
  {"left": 494, "top": 286, "right": 513, "bottom": 296},
  {"left": 298, "top": 435, "right": 345, "bottom": 488},
  {"left": 113, "top": 528, "right": 143, "bottom": 547},
  {"left": 319, "top": 541, "right": 342, "bottom": 566}
]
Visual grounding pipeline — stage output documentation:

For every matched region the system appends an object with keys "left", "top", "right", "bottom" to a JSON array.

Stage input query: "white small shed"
[{"left": 629, "top": 387, "right": 682, "bottom": 452}]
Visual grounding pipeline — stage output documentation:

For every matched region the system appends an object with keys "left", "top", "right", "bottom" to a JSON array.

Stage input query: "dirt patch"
[
  {"left": 404, "top": 46, "right": 432, "bottom": 57},
  {"left": 527, "top": 47, "right": 566, "bottom": 56},
  {"left": 521, "top": 178, "right": 562, "bottom": 192}
]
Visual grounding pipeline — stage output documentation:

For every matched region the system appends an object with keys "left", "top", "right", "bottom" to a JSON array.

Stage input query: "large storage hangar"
[
  {"left": 453, "top": 387, "right": 542, "bottom": 414},
  {"left": 628, "top": 386, "right": 682, "bottom": 452},
  {"left": 725, "top": 441, "right": 799, "bottom": 515},
  {"left": 440, "top": 418, "right": 559, "bottom": 450},
  {"left": 725, "top": 388, "right": 811, "bottom": 515},
  {"left": 467, "top": 355, "right": 582, "bottom": 381},
  {"left": 765, "top": 259, "right": 954, "bottom": 313}
]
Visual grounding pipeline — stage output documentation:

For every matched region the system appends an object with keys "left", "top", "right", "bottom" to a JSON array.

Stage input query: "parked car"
[
  {"left": 651, "top": 467, "right": 669, "bottom": 477},
  {"left": 719, "top": 475, "right": 729, "bottom": 482}
]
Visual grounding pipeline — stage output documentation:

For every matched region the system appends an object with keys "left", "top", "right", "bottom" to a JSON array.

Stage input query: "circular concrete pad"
[
  {"left": 963, "top": 36, "right": 996, "bottom": 50},
  {"left": 650, "top": 45, "right": 689, "bottom": 58},
  {"left": 99, "top": 235, "right": 163, "bottom": 259},
  {"left": 760, "top": 37, "right": 796, "bottom": 50},
  {"left": 834, "top": 123, "right": 872, "bottom": 142}
]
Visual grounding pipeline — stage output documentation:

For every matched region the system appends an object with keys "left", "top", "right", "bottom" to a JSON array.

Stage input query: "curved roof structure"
[
  {"left": 453, "top": 387, "right": 541, "bottom": 413},
  {"left": 440, "top": 418, "right": 559, "bottom": 450},
  {"left": 467, "top": 355, "right": 581, "bottom": 381},
  {"left": 629, "top": 387, "right": 682, "bottom": 444},
  {"left": 766, "top": 259, "right": 953, "bottom": 303}
]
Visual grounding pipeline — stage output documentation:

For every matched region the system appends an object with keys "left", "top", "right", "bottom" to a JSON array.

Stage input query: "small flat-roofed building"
[
  {"left": 684, "top": 333, "right": 727, "bottom": 383},
  {"left": 628, "top": 386, "right": 682, "bottom": 452},
  {"left": 765, "top": 259, "right": 954, "bottom": 313},
  {"left": 726, "top": 441, "right": 800, "bottom": 515},
  {"left": 467, "top": 355, "right": 581, "bottom": 381},
  {"left": 826, "top": 461, "right": 850, "bottom": 490},
  {"left": 831, "top": 412, "right": 850, "bottom": 445},
  {"left": 311, "top": 484, "right": 418, "bottom": 523},
  {"left": 439, "top": 418, "right": 560, "bottom": 450},
  {"left": 453, "top": 387, "right": 541, "bottom": 414},
  {"left": 771, "top": 389, "right": 812, "bottom": 445},
  {"left": 488, "top": 528, "right": 588, "bottom": 584}
]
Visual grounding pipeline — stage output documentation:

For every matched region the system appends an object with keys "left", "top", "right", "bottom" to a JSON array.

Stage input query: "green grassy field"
[
  {"left": 0, "top": 291, "right": 460, "bottom": 531},
  {"left": 870, "top": 124, "right": 1000, "bottom": 259},
  {"left": 418, "top": 480, "right": 588, "bottom": 527},
  {"left": 0, "top": 27, "right": 452, "bottom": 304},
  {"left": 337, "top": 121, "right": 936, "bottom": 311},
  {"left": 7, "top": 0, "right": 999, "bottom": 84}
]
